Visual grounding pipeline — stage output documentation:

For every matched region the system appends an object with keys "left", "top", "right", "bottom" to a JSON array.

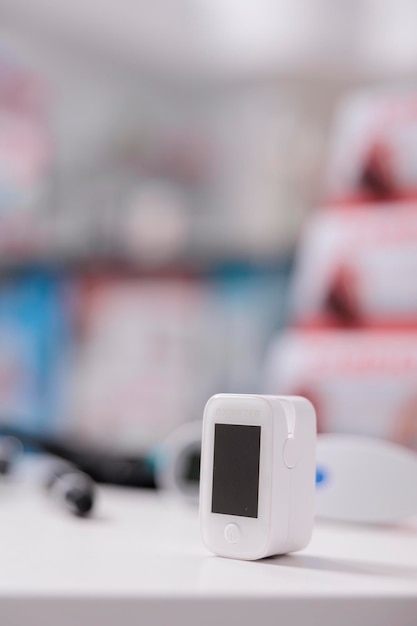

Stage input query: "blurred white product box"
[
  {"left": 291, "top": 205, "right": 417, "bottom": 327},
  {"left": 263, "top": 329, "right": 417, "bottom": 450},
  {"left": 325, "top": 89, "right": 417, "bottom": 204}
]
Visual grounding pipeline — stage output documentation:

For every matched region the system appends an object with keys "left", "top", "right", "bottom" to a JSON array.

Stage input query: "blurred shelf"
[{"left": 0, "top": 250, "right": 294, "bottom": 279}]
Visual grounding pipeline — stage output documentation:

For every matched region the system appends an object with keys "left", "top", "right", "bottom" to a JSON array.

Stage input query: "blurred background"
[{"left": 1, "top": 0, "right": 417, "bottom": 461}]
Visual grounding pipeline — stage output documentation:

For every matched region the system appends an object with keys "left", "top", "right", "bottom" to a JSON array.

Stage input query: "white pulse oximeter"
[{"left": 199, "top": 394, "right": 316, "bottom": 560}]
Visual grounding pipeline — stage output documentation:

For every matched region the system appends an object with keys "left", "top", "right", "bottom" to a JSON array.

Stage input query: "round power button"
[
  {"left": 224, "top": 523, "right": 240, "bottom": 544},
  {"left": 283, "top": 437, "right": 298, "bottom": 469}
]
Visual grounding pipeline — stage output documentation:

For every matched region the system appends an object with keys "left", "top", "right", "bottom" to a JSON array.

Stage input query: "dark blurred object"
[
  {"left": 0, "top": 424, "right": 156, "bottom": 488},
  {"left": 45, "top": 462, "right": 95, "bottom": 517},
  {"left": 0, "top": 435, "right": 22, "bottom": 475},
  {"left": 153, "top": 420, "right": 201, "bottom": 501},
  {"left": 324, "top": 265, "right": 361, "bottom": 326},
  {"left": 359, "top": 142, "right": 398, "bottom": 200}
]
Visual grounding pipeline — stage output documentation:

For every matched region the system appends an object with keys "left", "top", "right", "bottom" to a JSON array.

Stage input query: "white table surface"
[{"left": 1, "top": 483, "right": 417, "bottom": 626}]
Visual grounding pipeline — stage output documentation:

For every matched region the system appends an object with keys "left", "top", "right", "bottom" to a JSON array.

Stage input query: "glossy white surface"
[{"left": 0, "top": 484, "right": 416, "bottom": 625}]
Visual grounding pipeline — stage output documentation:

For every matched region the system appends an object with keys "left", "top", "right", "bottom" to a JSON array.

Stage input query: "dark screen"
[{"left": 211, "top": 423, "right": 261, "bottom": 518}]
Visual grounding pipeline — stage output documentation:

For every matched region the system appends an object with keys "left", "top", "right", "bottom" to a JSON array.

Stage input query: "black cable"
[{"left": 0, "top": 424, "right": 156, "bottom": 489}]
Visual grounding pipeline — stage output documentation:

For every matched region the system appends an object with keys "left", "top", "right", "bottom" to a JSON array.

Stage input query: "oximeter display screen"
[{"left": 211, "top": 424, "right": 261, "bottom": 518}]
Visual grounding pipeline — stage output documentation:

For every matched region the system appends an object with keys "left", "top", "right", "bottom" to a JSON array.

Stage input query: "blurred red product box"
[
  {"left": 291, "top": 206, "right": 417, "bottom": 328},
  {"left": 325, "top": 89, "right": 417, "bottom": 205},
  {"left": 264, "top": 329, "right": 417, "bottom": 450}
]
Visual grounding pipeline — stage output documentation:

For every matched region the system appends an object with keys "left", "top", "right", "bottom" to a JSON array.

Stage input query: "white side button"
[
  {"left": 283, "top": 437, "right": 298, "bottom": 469},
  {"left": 224, "top": 523, "right": 240, "bottom": 543}
]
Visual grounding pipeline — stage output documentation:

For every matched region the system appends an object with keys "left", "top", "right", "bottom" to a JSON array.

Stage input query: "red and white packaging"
[
  {"left": 291, "top": 206, "right": 417, "bottom": 327},
  {"left": 264, "top": 329, "right": 417, "bottom": 451},
  {"left": 70, "top": 277, "right": 205, "bottom": 452},
  {"left": 325, "top": 89, "right": 417, "bottom": 204}
]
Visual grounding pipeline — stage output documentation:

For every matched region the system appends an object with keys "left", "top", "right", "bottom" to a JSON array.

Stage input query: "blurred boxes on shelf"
[
  {"left": 264, "top": 87, "right": 417, "bottom": 451},
  {"left": 325, "top": 88, "right": 417, "bottom": 205},
  {"left": 0, "top": 46, "right": 300, "bottom": 453},
  {"left": 0, "top": 263, "right": 289, "bottom": 452},
  {"left": 69, "top": 267, "right": 288, "bottom": 452},
  {"left": 71, "top": 276, "right": 202, "bottom": 451},
  {"left": 264, "top": 329, "right": 417, "bottom": 450},
  {"left": 0, "top": 42, "right": 307, "bottom": 269},
  {"left": 291, "top": 204, "right": 417, "bottom": 327},
  {"left": 0, "top": 265, "right": 289, "bottom": 452}
]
